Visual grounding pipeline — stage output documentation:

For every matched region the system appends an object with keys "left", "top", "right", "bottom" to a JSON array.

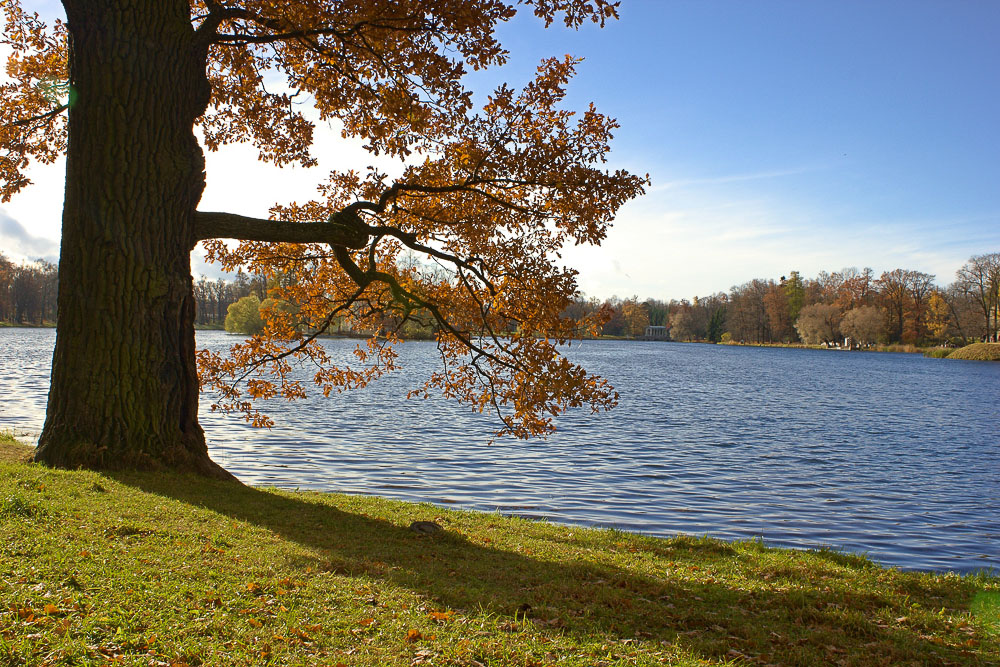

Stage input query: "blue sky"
[{"left": 2, "top": 0, "right": 998, "bottom": 299}]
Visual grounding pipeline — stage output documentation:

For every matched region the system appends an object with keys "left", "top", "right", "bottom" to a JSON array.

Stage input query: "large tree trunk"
[{"left": 35, "top": 0, "right": 231, "bottom": 478}]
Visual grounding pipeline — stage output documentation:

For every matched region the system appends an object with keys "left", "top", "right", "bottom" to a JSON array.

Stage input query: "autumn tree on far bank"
[
  {"left": 794, "top": 303, "right": 841, "bottom": 345},
  {"left": 224, "top": 295, "right": 264, "bottom": 335},
  {"left": 2, "top": 0, "right": 644, "bottom": 476},
  {"left": 622, "top": 298, "right": 650, "bottom": 337},
  {"left": 839, "top": 305, "right": 884, "bottom": 347},
  {"left": 0, "top": 252, "right": 57, "bottom": 324},
  {"left": 956, "top": 253, "right": 1000, "bottom": 342}
]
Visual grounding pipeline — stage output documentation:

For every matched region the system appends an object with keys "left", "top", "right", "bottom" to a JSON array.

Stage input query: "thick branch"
[
  {"left": 194, "top": 211, "right": 368, "bottom": 248},
  {"left": 7, "top": 104, "right": 68, "bottom": 128},
  {"left": 331, "top": 246, "right": 517, "bottom": 372}
]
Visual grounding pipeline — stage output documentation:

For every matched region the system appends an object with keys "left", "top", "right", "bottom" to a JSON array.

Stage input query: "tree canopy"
[{"left": 2, "top": 0, "right": 644, "bottom": 472}]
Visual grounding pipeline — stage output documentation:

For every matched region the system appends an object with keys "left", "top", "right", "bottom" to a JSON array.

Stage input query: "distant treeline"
[
  {"left": 0, "top": 251, "right": 265, "bottom": 328},
  {"left": 0, "top": 253, "right": 57, "bottom": 325},
  {"left": 6, "top": 249, "right": 998, "bottom": 346},
  {"left": 573, "top": 253, "right": 1000, "bottom": 346},
  {"left": 192, "top": 273, "right": 268, "bottom": 327}
]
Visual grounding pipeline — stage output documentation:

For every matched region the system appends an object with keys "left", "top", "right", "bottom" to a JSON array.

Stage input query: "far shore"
[{"left": 7, "top": 325, "right": 998, "bottom": 360}]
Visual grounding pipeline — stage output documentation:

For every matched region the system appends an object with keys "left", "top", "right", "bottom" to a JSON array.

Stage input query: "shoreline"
[
  {"left": 4, "top": 432, "right": 993, "bottom": 577},
  {"left": 1, "top": 437, "right": 997, "bottom": 664},
  {"left": 9, "top": 326, "right": 993, "bottom": 359}
]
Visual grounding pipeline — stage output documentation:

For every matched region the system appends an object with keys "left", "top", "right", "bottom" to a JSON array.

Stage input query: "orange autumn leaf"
[
  {"left": 427, "top": 611, "right": 454, "bottom": 622},
  {"left": 1, "top": 0, "right": 641, "bottom": 446},
  {"left": 405, "top": 628, "right": 422, "bottom": 643},
  {"left": 43, "top": 603, "right": 59, "bottom": 615}
]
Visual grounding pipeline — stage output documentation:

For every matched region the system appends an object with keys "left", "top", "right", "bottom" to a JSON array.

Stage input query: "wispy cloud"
[
  {"left": 648, "top": 165, "right": 827, "bottom": 193},
  {"left": 0, "top": 211, "right": 59, "bottom": 262},
  {"left": 564, "top": 187, "right": 1000, "bottom": 301}
]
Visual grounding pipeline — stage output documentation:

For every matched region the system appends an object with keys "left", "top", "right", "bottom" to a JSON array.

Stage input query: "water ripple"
[{"left": 1, "top": 329, "right": 998, "bottom": 573}]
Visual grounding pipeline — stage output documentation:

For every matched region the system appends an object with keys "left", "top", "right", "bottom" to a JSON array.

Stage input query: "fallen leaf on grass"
[
  {"left": 405, "top": 629, "right": 422, "bottom": 643},
  {"left": 411, "top": 648, "right": 436, "bottom": 665},
  {"left": 426, "top": 611, "right": 454, "bottom": 622}
]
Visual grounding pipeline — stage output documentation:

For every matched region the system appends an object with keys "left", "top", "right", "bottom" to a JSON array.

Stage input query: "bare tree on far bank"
[
  {"left": 8, "top": 248, "right": 996, "bottom": 346},
  {"left": 561, "top": 252, "right": 997, "bottom": 346},
  {"left": 0, "top": 252, "right": 57, "bottom": 325},
  {"left": 956, "top": 253, "right": 1000, "bottom": 343}
]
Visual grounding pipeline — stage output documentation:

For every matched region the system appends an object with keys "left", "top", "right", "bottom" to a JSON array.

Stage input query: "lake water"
[{"left": 2, "top": 328, "right": 998, "bottom": 574}]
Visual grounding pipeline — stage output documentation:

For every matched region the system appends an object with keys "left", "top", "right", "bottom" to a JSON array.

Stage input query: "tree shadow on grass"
[{"left": 114, "top": 471, "right": 993, "bottom": 665}]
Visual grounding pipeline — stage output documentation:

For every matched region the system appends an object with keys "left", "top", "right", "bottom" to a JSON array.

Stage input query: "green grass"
[
  {"left": 1, "top": 440, "right": 998, "bottom": 666},
  {"left": 0, "top": 321, "right": 56, "bottom": 328}
]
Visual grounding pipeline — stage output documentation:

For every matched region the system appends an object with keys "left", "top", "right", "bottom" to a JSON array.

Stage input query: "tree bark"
[
  {"left": 194, "top": 211, "right": 369, "bottom": 247},
  {"left": 35, "top": 0, "right": 232, "bottom": 478}
]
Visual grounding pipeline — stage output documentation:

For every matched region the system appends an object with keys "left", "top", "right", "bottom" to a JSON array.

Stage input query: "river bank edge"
[
  {"left": 2, "top": 436, "right": 997, "bottom": 666},
  {"left": 15, "top": 325, "right": 994, "bottom": 360}
]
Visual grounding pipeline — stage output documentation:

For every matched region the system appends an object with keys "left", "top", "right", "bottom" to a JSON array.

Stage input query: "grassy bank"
[
  {"left": 946, "top": 343, "right": 1000, "bottom": 361},
  {"left": 716, "top": 340, "right": 924, "bottom": 354},
  {"left": 718, "top": 341, "right": 825, "bottom": 351},
  {"left": 2, "top": 439, "right": 998, "bottom": 666},
  {"left": 0, "top": 321, "right": 55, "bottom": 329}
]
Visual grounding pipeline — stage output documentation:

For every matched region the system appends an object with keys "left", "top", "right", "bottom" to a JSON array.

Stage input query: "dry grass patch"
[{"left": 947, "top": 343, "right": 1000, "bottom": 361}]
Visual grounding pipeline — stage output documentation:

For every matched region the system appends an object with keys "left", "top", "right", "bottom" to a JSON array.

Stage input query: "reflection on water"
[{"left": 2, "top": 328, "right": 998, "bottom": 573}]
